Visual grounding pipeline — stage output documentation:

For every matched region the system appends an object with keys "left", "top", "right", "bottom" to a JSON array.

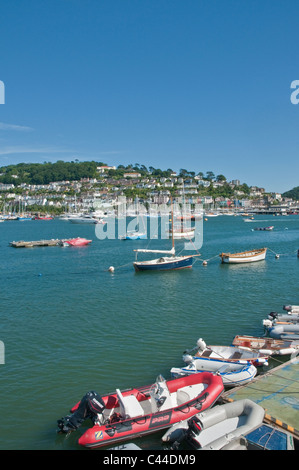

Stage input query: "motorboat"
[
  {"left": 253, "top": 226, "right": 274, "bottom": 231},
  {"left": 58, "top": 373, "right": 224, "bottom": 449},
  {"left": 171, "top": 361, "right": 257, "bottom": 387},
  {"left": 284, "top": 305, "right": 299, "bottom": 313},
  {"left": 63, "top": 237, "right": 92, "bottom": 247},
  {"left": 182, "top": 338, "right": 269, "bottom": 367},
  {"left": 161, "top": 399, "right": 265, "bottom": 450},
  {"left": 268, "top": 311, "right": 299, "bottom": 323},
  {"left": 220, "top": 247, "right": 267, "bottom": 264},
  {"left": 232, "top": 335, "right": 299, "bottom": 356},
  {"left": 69, "top": 214, "right": 105, "bottom": 224},
  {"left": 120, "top": 231, "right": 147, "bottom": 240}
]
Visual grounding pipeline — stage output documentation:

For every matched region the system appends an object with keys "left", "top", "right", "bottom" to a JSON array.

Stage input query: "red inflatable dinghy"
[{"left": 70, "top": 372, "right": 224, "bottom": 448}]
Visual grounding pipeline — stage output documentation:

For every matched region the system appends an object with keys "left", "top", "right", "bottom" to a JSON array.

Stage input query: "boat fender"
[
  {"left": 196, "top": 338, "right": 206, "bottom": 351},
  {"left": 259, "top": 349, "right": 273, "bottom": 356},
  {"left": 263, "top": 319, "right": 273, "bottom": 328}
]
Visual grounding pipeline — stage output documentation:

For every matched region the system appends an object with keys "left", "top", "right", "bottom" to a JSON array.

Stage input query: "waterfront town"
[{"left": 0, "top": 162, "right": 298, "bottom": 217}]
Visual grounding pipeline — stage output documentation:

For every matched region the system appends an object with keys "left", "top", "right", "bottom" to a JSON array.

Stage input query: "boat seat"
[
  {"left": 116, "top": 389, "right": 144, "bottom": 419},
  {"left": 231, "top": 351, "right": 242, "bottom": 360}
]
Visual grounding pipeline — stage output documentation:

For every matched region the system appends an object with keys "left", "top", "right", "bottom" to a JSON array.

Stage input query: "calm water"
[{"left": 0, "top": 215, "right": 298, "bottom": 449}]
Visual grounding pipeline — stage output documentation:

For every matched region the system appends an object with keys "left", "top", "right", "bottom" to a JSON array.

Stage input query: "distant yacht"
[{"left": 69, "top": 214, "right": 105, "bottom": 224}]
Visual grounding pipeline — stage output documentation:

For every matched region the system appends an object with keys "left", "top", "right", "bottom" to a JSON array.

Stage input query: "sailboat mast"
[{"left": 171, "top": 196, "right": 174, "bottom": 252}]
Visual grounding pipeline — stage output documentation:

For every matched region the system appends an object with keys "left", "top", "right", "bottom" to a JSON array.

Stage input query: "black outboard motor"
[{"left": 57, "top": 391, "right": 105, "bottom": 433}]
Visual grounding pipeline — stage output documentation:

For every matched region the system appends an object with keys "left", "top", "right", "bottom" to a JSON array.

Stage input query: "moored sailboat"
[{"left": 133, "top": 201, "right": 197, "bottom": 271}]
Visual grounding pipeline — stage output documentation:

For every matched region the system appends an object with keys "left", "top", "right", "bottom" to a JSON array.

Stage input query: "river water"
[{"left": 0, "top": 214, "right": 298, "bottom": 449}]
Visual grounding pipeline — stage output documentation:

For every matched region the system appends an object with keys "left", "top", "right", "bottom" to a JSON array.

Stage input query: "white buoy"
[
  {"left": 202, "top": 260, "right": 207, "bottom": 266},
  {"left": 108, "top": 266, "right": 115, "bottom": 272},
  {"left": 275, "top": 254, "right": 280, "bottom": 259}
]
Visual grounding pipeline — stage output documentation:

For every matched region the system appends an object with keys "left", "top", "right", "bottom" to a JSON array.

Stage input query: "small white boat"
[
  {"left": 220, "top": 247, "right": 267, "bottom": 264},
  {"left": 170, "top": 362, "right": 257, "bottom": 387},
  {"left": 232, "top": 334, "right": 299, "bottom": 356},
  {"left": 120, "top": 231, "right": 147, "bottom": 240},
  {"left": 183, "top": 338, "right": 269, "bottom": 367},
  {"left": 162, "top": 399, "right": 265, "bottom": 450},
  {"left": 268, "top": 311, "right": 299, "bottom": 323},
  {"left": 263, "top": 321, "right": 299, "bottom": 340}
]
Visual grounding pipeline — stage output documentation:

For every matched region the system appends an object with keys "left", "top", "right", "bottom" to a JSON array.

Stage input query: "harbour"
[{"left": 0, "top": 213, "right": 298, "bottom": 450}]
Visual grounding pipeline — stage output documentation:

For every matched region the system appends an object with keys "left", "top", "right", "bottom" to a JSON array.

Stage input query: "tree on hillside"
[{"left": 282, "top": 186, "right": 299, "bottom": 200}]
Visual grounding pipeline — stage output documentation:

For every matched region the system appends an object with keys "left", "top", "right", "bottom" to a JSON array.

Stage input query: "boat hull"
[
  {"left": 133, "top": 255, "right": 193, "bottom": 271},
  {"left": 74, "top": 373, "right": 224, "bottom": 448}
]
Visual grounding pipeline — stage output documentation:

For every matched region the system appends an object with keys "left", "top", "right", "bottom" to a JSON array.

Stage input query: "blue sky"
[{"left": 0, "top": 0, "right": 298, "bottom": 193}]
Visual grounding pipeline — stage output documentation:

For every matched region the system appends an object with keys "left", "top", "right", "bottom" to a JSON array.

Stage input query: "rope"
[{"left": 267, "top": 247, "right": 298, "bottom": 257}]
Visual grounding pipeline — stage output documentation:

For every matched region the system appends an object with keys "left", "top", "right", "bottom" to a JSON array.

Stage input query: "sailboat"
[{"left": 133, "top": 200, "right": 197, "bottom": 271}]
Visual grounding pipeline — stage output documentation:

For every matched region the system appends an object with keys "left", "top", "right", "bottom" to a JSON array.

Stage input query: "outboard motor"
[
  {"left": 268, "top": 312, "right": 278, "bottom": 320},
  {"left": 196, "top": 338, "right": 206, "bottom": 351},
  {"left": 57, "top": 391, "right": 105, "bottom": 433}
]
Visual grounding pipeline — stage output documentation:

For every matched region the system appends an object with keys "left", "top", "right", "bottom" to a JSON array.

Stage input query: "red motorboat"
[
  {"left": 65, "top": 237, "right": 92, "bottom": 246},
  {"left": 60, "top": 373, "right": 224, "bottom": 449}
]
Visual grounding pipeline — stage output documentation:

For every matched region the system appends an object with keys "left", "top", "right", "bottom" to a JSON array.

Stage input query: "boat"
[
  {"left": 205, "top": 212, "right": 219, "bottom": 217},
  {"left": 268, "top": 311, "right": 299, "bottom": 323},
  {"left": 33, "top": 215, "right": 53, "bottom": 220},
  {"left": 120, "top": 231, "right": 147, "bottom": 240},
  {"left": 69, "top": 215, "right": 105, "bottom": 224},
  {"left": 253, "top": 226, "right": 274, "bottom": 231},
  {"left": 232, "top": 334, "right": 299, "bottom": 356},
  {"left": 17, "top": 215, "right": 32, "bottom": 220},
  {"left": 166, "top": 227, "right": 195, "bottom": 240},
  {"left": 63, "top": 237, "right": 92, "bottom": 247},
  {"left": 182, "top": 338, "right": 269, "bottom": 367},
  {"left": 161, "top": 399, "right": 265, "bottom": 450},
  {"left": 170, "top": 362, "right": 257, "bottom": 387},
  {"left": 220, "top": 247, "right": 267, "bottom": 264},
  {"left": 263, "top": 321, "right": 299, "bottom": 340},
  {"left": 58, "top": 373, "right": 224, "bottom": 449},
  {"left": 284, "top": 305, "right": 299, "bottom": 313},
  {"left": 133, "top": 200, "right": 197, "bottom": 271}
]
